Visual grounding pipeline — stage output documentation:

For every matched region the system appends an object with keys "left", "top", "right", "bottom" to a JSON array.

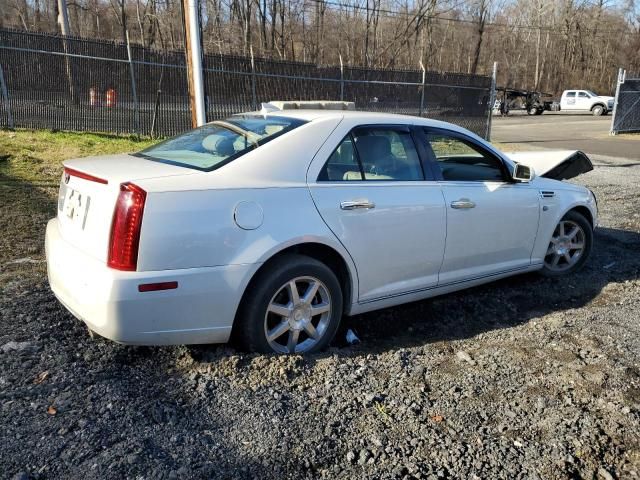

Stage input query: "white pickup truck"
[{"left": 559, "top": 90, "right": 614, "bottom": 116}]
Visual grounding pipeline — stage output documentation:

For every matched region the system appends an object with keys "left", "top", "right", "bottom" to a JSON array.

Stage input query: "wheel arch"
[
  {"left": 590, "top": 102, "right": 606, "bottom": 111},
  {"left": 566, "top": 205, "right": 594, "bottom": 228},
  {"left": 236, "top": 241, "right": 357, "bottom": 322}
]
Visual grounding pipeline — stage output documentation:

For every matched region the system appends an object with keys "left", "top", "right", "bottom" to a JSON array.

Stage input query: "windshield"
[{"left": 136, "top": 115, "right": 306, "bottom": 171}]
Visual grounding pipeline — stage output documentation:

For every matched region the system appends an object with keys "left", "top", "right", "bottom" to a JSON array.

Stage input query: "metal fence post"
[
  {"left": 125, "top": 31, "right": 141, "bottom": 137},
  {"left": 0, "top": 64, "right": 14, "bottom": 129},
  {"left": 339, "top": 54, "right": 344, "bottom": 101},
  {"left": 250, "top": 46, "right": 257, "bottom": 110},
  {"left": 419, "top": 61, "right": 426, "bottom": 117},
  {"left": 485, "top": 61, "right": 497, "bottom": 141},
  {"left": 610, "top": 67, "right": 625, "bottom": 136}
]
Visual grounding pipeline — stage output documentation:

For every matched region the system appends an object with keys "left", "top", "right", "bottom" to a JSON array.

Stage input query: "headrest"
[
  {"left": 355, "top": 135, "right": 391, "bottom": 160},
  {"left": 201, "top": 134, "right": 219, "bottom": 152},
  {"left": 215, "top": 136, "right": 237, "bottom": 157}
]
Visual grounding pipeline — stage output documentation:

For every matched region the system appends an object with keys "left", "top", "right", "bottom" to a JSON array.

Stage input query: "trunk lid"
[
  {"left": 504, "top": 150, "right": 594, "bottom": 181},
  {"left": 57, "top": 154, "right": 196, "bottom": 263}
]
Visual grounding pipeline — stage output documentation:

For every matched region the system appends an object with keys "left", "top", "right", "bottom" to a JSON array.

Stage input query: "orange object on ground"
[{"left": 105, "top": 88, "right": 117, "bottom": 107}]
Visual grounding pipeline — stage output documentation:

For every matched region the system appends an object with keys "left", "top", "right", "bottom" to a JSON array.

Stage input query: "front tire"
[
  {"left": 540, "top": 211, "right": 593, "bottom": 277},
  {"left": 235, "top": 254, "right": 343, "bottom": 354},
  {"left": 592, "top": 105, "right": 604, "bottom": 116}
]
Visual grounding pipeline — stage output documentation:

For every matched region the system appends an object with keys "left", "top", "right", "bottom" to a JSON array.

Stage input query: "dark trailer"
[{"left": 495, "top": 87, "right": 558, "bottom": 115}]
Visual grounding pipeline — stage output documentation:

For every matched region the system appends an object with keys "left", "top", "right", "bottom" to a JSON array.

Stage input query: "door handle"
[
  {"left": 450, "top": 199, "right": 476, "bottom": 209},
  {"left": 340, "top": 200, "right": 376, "bottom": 210}
]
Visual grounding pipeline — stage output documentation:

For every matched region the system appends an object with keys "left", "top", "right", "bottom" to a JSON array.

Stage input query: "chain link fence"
[
  {"left": 0, "top": 28, "right": 493, "bottom": 138},
  {"left": 611, "top": 69, "right": 640, "bottom": 135}
]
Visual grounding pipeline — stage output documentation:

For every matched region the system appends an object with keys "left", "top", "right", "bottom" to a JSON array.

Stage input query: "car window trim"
[
  {"left": 350, "top": 132, "right": 367, "bottom": 180},
  {"left": 419, "top": 127, "right": 512, "bottom": 183},
  {"left": 410, "top": 126, "right": 439, "bottom": 181}
]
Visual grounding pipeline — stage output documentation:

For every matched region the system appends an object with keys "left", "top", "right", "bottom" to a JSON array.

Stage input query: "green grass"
[
  {"left": 0, "top": 129, "right": 157, "bottom": 287},
  {"left": 0, "top": 130, "right": 155, "bottom": 184}
]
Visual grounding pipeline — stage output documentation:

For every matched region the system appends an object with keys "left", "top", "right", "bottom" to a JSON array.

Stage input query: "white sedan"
[{"left": 46, "top": 103, "right": 597, "bottom": 354}]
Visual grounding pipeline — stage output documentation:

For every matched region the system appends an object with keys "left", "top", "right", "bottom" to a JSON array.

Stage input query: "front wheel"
[
  {"left": 235, "top": 254, "right": 343, "bottom": 354},
  {"left": 540, "top": 211, "right": 593, "bottom": 277},
  {"left": 592, "top": 105, "right": 604, "bottom": 116}
]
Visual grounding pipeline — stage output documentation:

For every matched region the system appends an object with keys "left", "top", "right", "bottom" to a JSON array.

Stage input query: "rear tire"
[
  {"left": 235, "top": 254, "right": 343, "bottom": 354},
  {"left": 540, "top": 211, "right": 593, "bottom": 277}
]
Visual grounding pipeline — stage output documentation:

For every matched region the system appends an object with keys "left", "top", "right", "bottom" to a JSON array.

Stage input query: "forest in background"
[{"left": 2, "top": 0, "right": 640, "bottom": 94}]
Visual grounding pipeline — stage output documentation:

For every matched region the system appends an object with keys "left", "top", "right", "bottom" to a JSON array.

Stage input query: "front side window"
[
  {"left": 318, "top": 127, "right": 423, "bottom": 181},
  {"left": 423, "top": 129, "right": 506, "bottom": 182},
  {"left": 578, "top": 92, "right": 590, "bottom": 98},
  {"left": 136, "top": 115, "right": 306, "bottom": 171}
]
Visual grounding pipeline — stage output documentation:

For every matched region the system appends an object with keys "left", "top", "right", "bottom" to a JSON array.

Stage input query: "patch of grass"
[
  {"left": 0, "top": 129, "right": 155, "bottom": 184},
  {"left": 0, "top": 129, "right": 157, "bottom": 287}
]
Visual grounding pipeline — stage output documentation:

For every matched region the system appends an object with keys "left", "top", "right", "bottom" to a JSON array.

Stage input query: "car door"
[
  {"left": 308, "top": 125, "right": 446, "bottom": 303},
  {"left": 564, "top": 91, "right": 577, "bottom": 110},
  {"left": 418, "top": 127, "right": 540, "bottom": 285},
  {"left": 576, "top": 91, "right": 592, "bottom": 110}
]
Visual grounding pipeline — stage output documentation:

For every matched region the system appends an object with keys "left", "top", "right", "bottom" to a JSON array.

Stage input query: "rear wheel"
[
  {"left": 235, "top": 254, "right": 343, "bottom": 354},
  {"left": 540, "top": 211, "right": 593, "bottom": 277},
  {"left": 592, "top": 104, "right": 604, "bottom": 116}
]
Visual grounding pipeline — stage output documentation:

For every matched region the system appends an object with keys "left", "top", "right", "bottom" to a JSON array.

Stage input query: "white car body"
[
  {"left": 45, "top": 110, "right": 597, "bottom": 346},
  {"left": 560, "top": 89, "right": 614, "bottom": 114}
]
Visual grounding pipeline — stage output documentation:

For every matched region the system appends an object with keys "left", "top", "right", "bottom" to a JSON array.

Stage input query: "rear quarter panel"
[{"left": 135, "top": 187, "right": 354, "bottom": 272}]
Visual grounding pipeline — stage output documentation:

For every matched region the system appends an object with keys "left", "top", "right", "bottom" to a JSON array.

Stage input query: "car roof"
[
  {"left": 235, "top": 108, "right": 470, "bottom": 131},
  {"left": 257, "top": 109, "right": 408, "bottom": 121}
]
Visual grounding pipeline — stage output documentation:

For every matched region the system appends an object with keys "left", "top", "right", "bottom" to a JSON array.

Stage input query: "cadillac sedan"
[{"left": 46, "top": 102, "right": 597, "bottom": 354}]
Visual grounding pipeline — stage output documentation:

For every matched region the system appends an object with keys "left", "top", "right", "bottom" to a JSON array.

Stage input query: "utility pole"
[
  {"left": 57, "top": 0, "right": 77, "bottom": 103},
  {"left": 182, "top": 0, "right": 206, "bottom": 127},
  {"left": 57, "top": 0, "right": 71, "bottom": 35}
]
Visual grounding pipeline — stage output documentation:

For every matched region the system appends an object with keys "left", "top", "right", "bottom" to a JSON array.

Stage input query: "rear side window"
[
  {"left": 566, "top": 91, "right": 576, "bottom": 97},
  {"left": 423, "top": 129, "right": 506, "bottom": 182},
  {"left": 318, "top": 127, "right": 424, "bottom": 181},
  {"left": 136, "top": 115, "right": 306, "bottom": 171},
  {"left": 319, "top": 136, "right": 361, "bottom": 181}
]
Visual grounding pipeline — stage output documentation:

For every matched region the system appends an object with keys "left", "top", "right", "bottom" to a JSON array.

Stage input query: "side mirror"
[{"left": 512, "top": 162, "right": 535, "bottom": 182}]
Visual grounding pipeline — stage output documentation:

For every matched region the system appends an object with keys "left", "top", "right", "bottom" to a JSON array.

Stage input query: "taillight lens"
[{"left": 108, "top": 183, "right": 146, "bottom": 271}]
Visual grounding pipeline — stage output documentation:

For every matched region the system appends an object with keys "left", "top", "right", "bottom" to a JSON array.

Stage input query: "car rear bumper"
[{"left": 45, "top": 218, "right": 253, "bottom": 345}]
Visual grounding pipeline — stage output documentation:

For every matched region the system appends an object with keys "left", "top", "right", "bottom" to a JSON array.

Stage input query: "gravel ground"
[{"left": 1, "top": 153, "right": 639, "bottom": 480}]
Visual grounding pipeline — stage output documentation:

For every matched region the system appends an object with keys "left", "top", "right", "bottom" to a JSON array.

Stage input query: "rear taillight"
[{"left": 108, "top": 183, "right": 146, "bottom": 271}]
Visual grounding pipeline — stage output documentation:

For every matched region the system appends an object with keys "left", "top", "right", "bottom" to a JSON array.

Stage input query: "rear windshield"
[{"left": 135, "top": 115, "right": 306, "bottom": 171}]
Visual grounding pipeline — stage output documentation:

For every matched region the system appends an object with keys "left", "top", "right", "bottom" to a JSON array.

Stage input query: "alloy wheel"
[
  {"left": 544, "top": 220, "right": 586, "bottom": 272},
  {"left": 263, "top": 276, "right": 332, "bottom": 354}
]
